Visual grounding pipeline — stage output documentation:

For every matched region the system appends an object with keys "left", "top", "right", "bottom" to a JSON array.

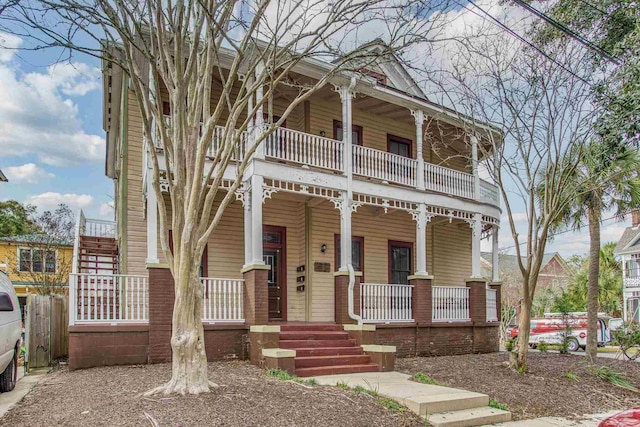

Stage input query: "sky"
[{"left": 0, "top": 0, "right": 631, "bottom": 258}]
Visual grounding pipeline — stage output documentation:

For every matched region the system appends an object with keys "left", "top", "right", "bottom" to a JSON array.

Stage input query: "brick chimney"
[{"left": 633, "top": 210, "right": 640, "bottom": 227}]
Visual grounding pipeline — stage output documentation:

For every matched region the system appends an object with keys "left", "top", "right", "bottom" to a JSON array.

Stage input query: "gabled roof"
[
  {"left": 0, "top": 168, "right": 7, "bottom": 182},
  {"left": 480, "top": 252, "right": 572, "bottom": 275},
  {"left": 614, "top": 226, "right": 640, "bottom": 254},
  {"left": 0, "top": 234, "right": 73, "bottom": 246}
]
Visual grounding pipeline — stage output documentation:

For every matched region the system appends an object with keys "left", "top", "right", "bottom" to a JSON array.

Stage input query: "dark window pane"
[
  {"left": 263, "top": 232, "right": 281, "bottom": 244},
  {"left": 19, "top": 249, "right": 31, "bottom": 272},
  {"left": 32, "top": 249, "right": 43, "bottom": 273},
  {"left": 45, "top": 251, "right": 56, "bottom": 273},
  {"left": 390, "top": 245, "right": 411, "bottom": 285}
]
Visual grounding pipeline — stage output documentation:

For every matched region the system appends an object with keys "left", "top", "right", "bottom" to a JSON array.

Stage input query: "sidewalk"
[
  {"left": 492, "top": 410, "right": 619, "bottom": 426},
  {"left": 0, "top": 367, "right": 48, "bottom": 418}
]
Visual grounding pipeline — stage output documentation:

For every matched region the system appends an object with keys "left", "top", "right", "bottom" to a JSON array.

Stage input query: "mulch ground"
[
  {"left": 397, "top": 352, "right": 640, "bottom": 420},
  {"left": 4, "top": 361, "right": 423, "bottom": 427}
]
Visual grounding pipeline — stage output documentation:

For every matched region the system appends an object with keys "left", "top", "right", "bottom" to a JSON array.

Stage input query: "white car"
[{"left": 0, "top": 271, "right": 21, "bottom": 392}]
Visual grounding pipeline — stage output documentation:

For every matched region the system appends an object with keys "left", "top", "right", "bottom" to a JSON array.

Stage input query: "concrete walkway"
[
  {"left": 312, "top": 371, "right": 511, "bottom": 426},
  {"left": 491, "top": 410, "right": 619, "bottom": 426},
  {"left": 0, "top": 367, "right": 48, "bottom": 418}
]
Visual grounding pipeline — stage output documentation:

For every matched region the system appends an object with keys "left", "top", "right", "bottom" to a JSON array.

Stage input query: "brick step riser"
[
  {"left": 294, "top": 347, "right": 364, "bottom": 357},
  {"left": 279, "top": 325, "right": 342, "bottom": 332},
  {"left": 279, "top": 332, "right": 349, "bottom": 341},
  {"left": 295, "top": 363, "right": 380, "bottom": 378},
  {"left": 280, "top": 339, "right": 356, "bottom": 349},
  {"left": 295, "top": 355, "right": 371, "bottom": 368}
]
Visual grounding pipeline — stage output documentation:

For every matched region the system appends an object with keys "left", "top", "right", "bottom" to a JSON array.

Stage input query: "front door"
[{"left": 263, "top": 226, "right": 286, "bottom": 321}]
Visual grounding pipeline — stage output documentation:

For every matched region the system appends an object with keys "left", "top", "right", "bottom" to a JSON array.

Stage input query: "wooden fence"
[{"left": 25, "top": 294, "right": 69, "bottom": 370}]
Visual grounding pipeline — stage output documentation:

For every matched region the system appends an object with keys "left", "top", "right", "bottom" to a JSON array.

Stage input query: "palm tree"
[{"left": 558, "top": 141, "right": 640, "bottom": 360}]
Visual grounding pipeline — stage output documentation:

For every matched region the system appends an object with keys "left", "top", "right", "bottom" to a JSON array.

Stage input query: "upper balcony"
[{"left": 152, "top": 123, "right": 500, "bottom": 208}]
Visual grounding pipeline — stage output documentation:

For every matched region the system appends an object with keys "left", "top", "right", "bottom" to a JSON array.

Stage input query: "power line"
[
  {"left": 499, "top": 214, "right": 623, "bottom": 251},
  {"left": 464, "top": 0, "right": 592, "bottom": 86},
  {"left": 511, "top": 0, "right": 620, "bottom": 65}
]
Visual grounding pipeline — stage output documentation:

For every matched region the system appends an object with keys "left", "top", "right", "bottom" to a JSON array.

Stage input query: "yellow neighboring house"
[{"left": 0, "top": 234, "right": 73, "bottom": 308}]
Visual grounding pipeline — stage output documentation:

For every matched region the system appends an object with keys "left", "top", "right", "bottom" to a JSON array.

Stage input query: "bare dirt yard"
[
  {"left": 4, "top": 361, "right": 422, "bottom": 427},
  {"left": 397, "top": 352, "right": 640, "bottom": 421}
]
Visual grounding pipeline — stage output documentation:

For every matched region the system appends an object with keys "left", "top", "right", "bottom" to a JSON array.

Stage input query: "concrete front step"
[
  {"left": 279, "top": 331, "right": 350, "bottom": 341},
  {"left": 295, "top": 363, "right": 379, "bottom": 377},
  {"left": 407, "top": 392, "right": 489, "bottom": 416},
  {"left": 279, "top": 324, "right": 342, "bottom": 332},
  {"left": 294, "top": 347, "right": 364, "bottom": 357},
  {"left": 280, "top": 339, "right": 356, "bottom": 349},
  {"left": 295, "top": 355, "right": 372, "bottom": 368},
  {"left": 427, "top": 407, "right": 512, "bottom": 427}
]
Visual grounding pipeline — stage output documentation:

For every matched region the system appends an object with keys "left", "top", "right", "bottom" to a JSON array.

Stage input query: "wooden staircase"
[
  {"left": 78, "top": 236, "right": 119, "bottom": 275},
  {"left": 279, "top": 324, "right": 379, "bottom": 377}
]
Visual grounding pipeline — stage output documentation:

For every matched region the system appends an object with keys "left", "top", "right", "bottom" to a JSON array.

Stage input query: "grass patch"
[
  {"left": 337, "top": 382, "right": 407, "bottom": 413},
  {"left": 264, "top": 368, "right": 317, "bottom": 387},
  {"left": 593, "top": 366, "right": 638, "bottom": 392},
  {"left": 563, "top": 372, "right": 579, "bottom": 381},
  {"left": 489, "top": 399, "right": 509, "bottom": 411},
  {"left": 412, "top": 372, "right": 441, "bottom": 385}
]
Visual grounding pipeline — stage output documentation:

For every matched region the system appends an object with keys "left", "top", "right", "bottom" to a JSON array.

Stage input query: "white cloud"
[
  {"left": 4, "top": 163, "right": 55, "bottom": 184},
  {"left": 99, "top": 201, "right": 115, "bottom": 219},
  {"left": 0, "top": 32, "right": 22, "bottom": 62},
  {"left": 27, "top": 192, "right": 94, "bottom": 211},
  {"left": 0, "top": 34, "right": 104, "bottom": 167}
]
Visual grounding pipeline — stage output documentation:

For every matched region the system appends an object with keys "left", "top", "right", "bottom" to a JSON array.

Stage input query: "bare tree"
[
  {"left": 9, "top": 204, "right": 74, "bottom": 295},
  {"left": 422, "top": 34, "right": 596, "bottom": 370},
  {"left": 1, "top": 0, "right": 456, "bottom": 394}
]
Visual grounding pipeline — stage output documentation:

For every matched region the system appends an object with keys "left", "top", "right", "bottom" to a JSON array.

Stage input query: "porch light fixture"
[
  {"left": 319, "top": 130, "right": 326, "bottom": 137},
  {"left": 321, "top": 243, "right": 327, "bottom": 253}
]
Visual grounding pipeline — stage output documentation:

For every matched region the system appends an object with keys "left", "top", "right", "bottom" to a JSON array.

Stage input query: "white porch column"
[
  {"left": 471, "top": 134, "right": 480, "bottom": 200},
  {"left": 413, "top": 203, "right": 430, "bottom": 276},
  {"left": 339, "top": 191, "right": 352, "bottom": 270},
  {"left": 412, "top": 110, "right": 426, "bottom": 190},
  {"left": 250, "top": 174, "right": 265, "bottom": 265},
  {"left": 491, "top": 225, "right": 500, "bottom": 282},
  {"left": 145, "top": 168, "right": 159, "bottom": 264},
  {"left": 471, "top": 213, "right": 482, "bottom": 278},
  {"left": 622, "top": 256, "right": 628, "bottom": 321},
  {"left": 254, "top": 62, "right": 265, "bottom": 160},
  {"left": 243, "top": 182, "right": 253, "bottom": 267},
  {"left": 337, "top": 81, "right": 355, "bottom": 176}
]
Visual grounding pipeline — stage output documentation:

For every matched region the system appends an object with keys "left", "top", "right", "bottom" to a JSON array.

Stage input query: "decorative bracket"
[
  {"left": 411, "top": 109, "right": 426, "bottom": 126},
  {"left": 409, "top": 210, "right": 434, "bottom": 229},
  {"left": 262, "top": 185, "right": 279, "bottom": 203},
  {"left": 350, "top": 202, "right": 363, "bottom": 213},
  {"left": 329, "top": 197, "right": 344, "bottom": 216}
]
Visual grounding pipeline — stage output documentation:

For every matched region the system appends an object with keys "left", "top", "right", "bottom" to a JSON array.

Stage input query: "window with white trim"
[{"left": 18, "top": 248, "right": 56, "bottom": 273}]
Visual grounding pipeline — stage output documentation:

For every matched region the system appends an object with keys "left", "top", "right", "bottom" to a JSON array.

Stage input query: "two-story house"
[
  {"left": 615, "top": 212, "right": 640, "bottom": 324},
  {"left": 68, "top": 44, "right": 503, "bottom": 375}
]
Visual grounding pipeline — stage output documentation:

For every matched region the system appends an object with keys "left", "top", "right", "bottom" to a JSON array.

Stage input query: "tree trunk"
[
  {"left": 515, "top": 300, "right": 531, "bottom": 371},
  {"left": 147, "top": 253, "right": 210, "bottom": 395},
  {"left": 586, "top": 207, "right": 600, "bottom": 361}
]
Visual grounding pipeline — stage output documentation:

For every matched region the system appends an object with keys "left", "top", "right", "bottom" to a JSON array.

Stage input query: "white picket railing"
[
  {"left": 480, "top": 179, "right": 500, "bottom": 206},
  {"left": 424, "top": 163, "right": 475, "bottom": 199},
  {"left": 360, "top": 283, "right": 414, "bottom": 323},
  {"left": 69, "top": 273, "right": 148, "bottom": 324},
  {"left": 207, "top": 125, "right": 247, "bottom": 160},
  {"left": 264, "top": 127, "right": 344, "bottom": 171},
  {"left": 353, "top": 145, "right": 417, "bottom": 186},
  {"left": 201, "top": 278, "right": 244, "bottom": 322},
  {"left": 82, "top": 218, "right": 116, "bottom": 238},
  {"left": 624, "top": 277, "right": 640, "bottom": 288},
  {"left": 486, "top": 288, "right": 498, "bottom": 322},
  {"left": 432, "top": 286, "right": 470, "bottom": 322}
]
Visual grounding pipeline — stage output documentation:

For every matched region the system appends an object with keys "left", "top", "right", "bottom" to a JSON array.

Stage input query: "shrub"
[
  {"left": 537, "top": 342, "right": 549, "bottom": 352},
  {"left": 612, "top": 322, "right": 640, "bottom": 361},
  {"left": 593, "top": 365, "right": 638, "bottom": 392}
]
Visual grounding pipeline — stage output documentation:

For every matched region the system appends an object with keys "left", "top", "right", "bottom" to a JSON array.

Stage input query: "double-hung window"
[{"left": 19, "top": 248, "right": 56, "bottom": 273}]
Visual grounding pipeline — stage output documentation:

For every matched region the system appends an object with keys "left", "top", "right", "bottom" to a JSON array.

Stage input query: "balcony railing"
[
  {"left": 153, "top": 122, "right": 500, "bottom": 207},
  {"left": 624, "top": 277, "right": 640, "bottom": 288},
  {"left": 360, "top": 283, "right": 413, "bottom": 323},
  {"left": 432, "top": 286, "right": 470, "bottom": 322},
  {"left": 201, "top": 277, "right": 244, "bottom": 322}
]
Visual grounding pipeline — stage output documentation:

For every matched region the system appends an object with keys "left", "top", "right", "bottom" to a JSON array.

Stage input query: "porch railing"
[
  {"left": 624, "top": 277, "right": 640, "bottom": 288},
  {"left": 360, "top": 283, "right": 413, "bottom": 323},
  {"left": 265, "top": 127, "right": 344, "bottom": 171},
  {"left": 201, "top": 278, "right": 244, "bottom": 322},
  {"left": 480, "top": 179, "right": 500, "bottom": 206},
  {"left": 486, "top": 288, "right": 498, "bottom": 322},
  {"left": 432, "top": 286, "right": 470, "bottom": 322},
  {"left": 69, "top": 273, "right": 148, "bottom": 324},
  {"left": 353, "top": 145, "right": 417, "bottom": 186},
  {"left": 424, "top": 163, "right": 475, "bottom": 199},
  {"left": 79, "top": 210, "right": 116, "bottom": 238}
]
